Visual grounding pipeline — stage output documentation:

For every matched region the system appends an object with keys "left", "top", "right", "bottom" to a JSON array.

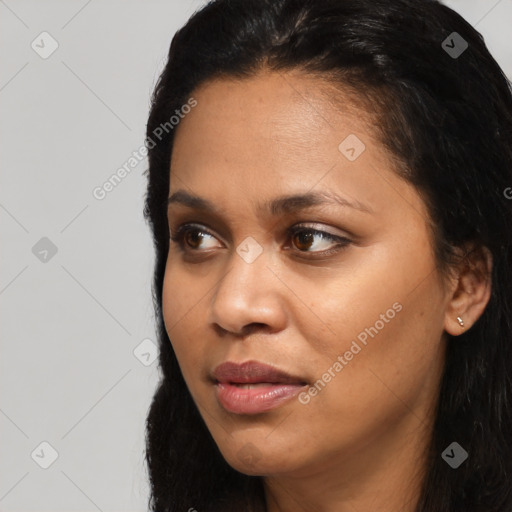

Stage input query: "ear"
[{"left": 444, "top": 244, "right": 493, "bottom": 336}]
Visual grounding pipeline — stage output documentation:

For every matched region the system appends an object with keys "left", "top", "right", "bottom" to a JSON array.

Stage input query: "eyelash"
[{"left": 169, "top": 222, "right": 351, "bottom": 258}]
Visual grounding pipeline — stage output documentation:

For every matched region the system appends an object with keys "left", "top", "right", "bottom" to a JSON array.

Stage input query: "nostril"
[{"left": 242, "top": 323, "right": 268, "bottom": 336}]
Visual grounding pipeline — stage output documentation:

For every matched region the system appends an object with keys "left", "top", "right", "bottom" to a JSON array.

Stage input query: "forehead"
[
  {"left": 167, "top": 70, "right": 426, "bottom": 226},
  {"left": 174, "top": 69, "right": 374, "bottom": 143},
  {"left": 171, "top": 71, "right": 377, "bottom": 180}
]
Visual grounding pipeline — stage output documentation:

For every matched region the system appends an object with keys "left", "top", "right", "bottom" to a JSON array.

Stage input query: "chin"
[{"left": 218, "top": 439, "right": 300, "bottom": 476}]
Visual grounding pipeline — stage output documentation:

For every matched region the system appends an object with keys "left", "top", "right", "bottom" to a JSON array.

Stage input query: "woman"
[{"left": 143, "top": 0, "right": 512, "bottom": 510}]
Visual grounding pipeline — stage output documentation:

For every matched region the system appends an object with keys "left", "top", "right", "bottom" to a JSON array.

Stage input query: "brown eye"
[
  {"left": 292, "top": 231, "right": 315, "bottom": 251},
  {"left": 288, "top": 226, "right": 350, "bottom": 254},
  {"left": 184, "top": 229, "right": 205, "bottom": 249},
  {"left": 169, "top": 224, "right": 220, "bottom": 251}
]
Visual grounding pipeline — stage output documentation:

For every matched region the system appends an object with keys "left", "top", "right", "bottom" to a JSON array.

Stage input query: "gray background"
[{"left": 1, "top": 1, "right": 511, "bottom": 510}]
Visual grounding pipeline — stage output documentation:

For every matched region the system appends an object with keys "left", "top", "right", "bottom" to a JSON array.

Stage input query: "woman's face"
[{"left": 163, "top": 70, "right": 451, "bottom": 481}]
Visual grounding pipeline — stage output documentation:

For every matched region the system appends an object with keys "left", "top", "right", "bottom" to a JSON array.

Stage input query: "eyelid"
[{"left": 287, "top": 222, "right": 348, "bottom": 240}]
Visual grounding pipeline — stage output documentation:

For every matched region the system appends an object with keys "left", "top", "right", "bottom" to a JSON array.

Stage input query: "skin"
[{"left": 162, "top": 69, "right": 492, "bottom": 512}]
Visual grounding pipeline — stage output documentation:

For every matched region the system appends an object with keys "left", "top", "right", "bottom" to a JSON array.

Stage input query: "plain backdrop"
[{"left": 1, "top": 1, "right": 511, "bottom": 510}]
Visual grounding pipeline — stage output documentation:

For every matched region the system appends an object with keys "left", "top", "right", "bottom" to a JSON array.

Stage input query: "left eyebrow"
[{"left": 167, "top": 189, "right": 375, "bottom": 216}]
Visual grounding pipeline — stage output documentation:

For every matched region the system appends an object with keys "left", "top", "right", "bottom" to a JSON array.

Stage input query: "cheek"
[
  {"left": 162, "top": 254, "right": 212, "bottom": 333},
  {"left": 161, "top": 260, "right": 207, "bottom": 378},
  {"left": 293, "top": 245, "right": 446, "bottom": 431},
  {"left": 303, "top": 279, "right": 446, "bottom": 442},
  {"left": 162, "top": 259, "right": 191, "bottom": 324},
  {"left": 291, "top": 251, "right": 414, "bottom": 363}
]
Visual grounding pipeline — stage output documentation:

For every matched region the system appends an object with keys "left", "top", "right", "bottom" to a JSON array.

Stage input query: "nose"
[{"left": 208, "top": 245, "right": 288, "bottom": 337}]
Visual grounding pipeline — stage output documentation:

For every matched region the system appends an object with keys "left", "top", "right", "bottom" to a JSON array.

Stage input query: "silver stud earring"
[{"left": 456, "top": 316, "right": 465, "bottom": 327}]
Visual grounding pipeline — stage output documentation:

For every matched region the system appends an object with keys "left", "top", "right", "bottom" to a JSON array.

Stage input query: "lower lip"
[{"left": 215, "top": 382, "right": 306, "bottom": 414}]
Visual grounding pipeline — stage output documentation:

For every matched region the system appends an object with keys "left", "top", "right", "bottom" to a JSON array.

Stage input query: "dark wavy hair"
[{"left": 142, "top": 0, "right": 512, "bottom": 510}]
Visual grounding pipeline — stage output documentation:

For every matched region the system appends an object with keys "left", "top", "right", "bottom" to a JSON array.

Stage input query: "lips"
[
  {"left": 212, "top": 360, "right": 306, "bottom": 385},
  {"left": 211, "top": 360, "right": 308, "bottom": 414}
]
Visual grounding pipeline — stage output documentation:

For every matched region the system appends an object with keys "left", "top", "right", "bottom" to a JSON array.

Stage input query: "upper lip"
[{"left": 211, "top": 360, "right": 307, "bottom": 385}]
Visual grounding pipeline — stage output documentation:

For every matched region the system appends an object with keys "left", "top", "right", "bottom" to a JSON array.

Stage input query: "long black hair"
[{"left": 143, "top": 1, "right": 512, "bottom": 510}]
